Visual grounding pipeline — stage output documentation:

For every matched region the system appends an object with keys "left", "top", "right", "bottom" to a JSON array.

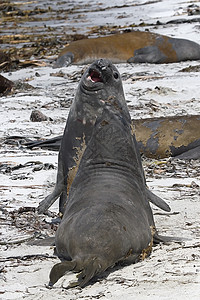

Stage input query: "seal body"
[
  {"left": 132, "top": 115, "right": 200, "bottom": 159},
  {"left": 37, "top": 59, "right": 170, "bottom": 215},
  {"left": 28, "top": 115, "right": 200, "bottom": 160},
  {"left": 49, "top": 97, "right": 156, "bottom": 288},
  {"left": 37, "top": 59, "right": 130, "bottom": 214},
  {"left": 54, "top": 31, "right": 200, "bottom": 67}
]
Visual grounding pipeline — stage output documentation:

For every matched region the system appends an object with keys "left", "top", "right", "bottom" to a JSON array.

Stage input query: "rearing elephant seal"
[
  {"left": 54, "top": 31, "right": 200, "bottom": 67},
  {"left": 49, "top": 96, "right": 167, "bottom": 288},
  {"left": 37, "top": 59, "right": 170, "bottom": 215}
]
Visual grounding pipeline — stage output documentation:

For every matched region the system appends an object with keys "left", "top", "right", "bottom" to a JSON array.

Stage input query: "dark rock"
[
  {"left": 0, "top": 74, "right": 14, "bottom": 95},
  {"left": 30, "top": 110, "right": 52, "bottom": 122}
]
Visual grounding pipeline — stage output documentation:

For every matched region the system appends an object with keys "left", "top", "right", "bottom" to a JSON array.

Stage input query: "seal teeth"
[{"left": 83, "top": 117, "right": 86, "bottom": 125}]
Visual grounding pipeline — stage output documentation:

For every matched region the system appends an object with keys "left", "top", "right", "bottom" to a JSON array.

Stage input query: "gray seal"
[
  {"left": 49, "top": 94, "right": 165, "bottom": 288},
  {"left": 37, "top": 59, "right": 170, "bottom": 215}
]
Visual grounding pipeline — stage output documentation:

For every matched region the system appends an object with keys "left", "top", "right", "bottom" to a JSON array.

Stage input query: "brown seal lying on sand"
[
  {"left": 132, "top": 115, "right": 200, "bottom": 159},
  {"left": 54, "top": 31, "right": 200, "bottom": 67},
  {"left": 27, "top": 115, "right": 200, "bottom": 160}
]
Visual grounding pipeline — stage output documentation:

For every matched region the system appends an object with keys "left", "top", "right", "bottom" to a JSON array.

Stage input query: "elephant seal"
[
  {"left": 54, "top": 31, "right": 200, "bottom": 67},
  {"left": 49, "top": 97, "right": 168, "bottom": 288},
  {"left": 37, "top": 59, "right": 170, "bottom": 215},
  {"left": 27, "top": 115, "right": 200, "bottom": 160},
  {"left": 132, "top": 115, "right": 200, "bottom": 159}
]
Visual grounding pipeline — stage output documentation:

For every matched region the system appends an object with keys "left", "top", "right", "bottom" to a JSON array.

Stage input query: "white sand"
[{"left": 0, "top": 0, "right": 200, "bottom": 299}]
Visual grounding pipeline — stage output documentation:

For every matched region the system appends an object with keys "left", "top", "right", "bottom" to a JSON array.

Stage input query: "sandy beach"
[{"left": 0, "top": 1, "right": 200, "bottom": 299}]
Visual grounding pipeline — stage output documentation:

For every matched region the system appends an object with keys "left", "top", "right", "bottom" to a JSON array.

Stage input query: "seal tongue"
[{"left": 89, "top": 70, "right": 102, "bottom": 82}]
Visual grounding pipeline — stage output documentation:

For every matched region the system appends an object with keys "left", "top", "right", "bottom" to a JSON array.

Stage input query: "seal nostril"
[
  {"left": 113, "top": 72, "right": 119, "bottom": 79},
  {"left": 97, "top": 58, "right": 108, "bottom": 70}
]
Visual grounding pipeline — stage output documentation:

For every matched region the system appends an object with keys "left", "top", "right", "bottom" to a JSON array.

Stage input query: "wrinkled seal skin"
[
  {"left": 37, "top": 59, "right": 129, "bottom": 214},
  {"left": 132, "top": 115, "right": 200, "bottom": 159},
  {"left": 37, "top": 59, "right": 170, "bottom": 215},
  {"left": 54, "top": 31, "right": 200, "bottom": 67},
  {"left": 49, "top": 97, "right": 161, "bottom": 288}
]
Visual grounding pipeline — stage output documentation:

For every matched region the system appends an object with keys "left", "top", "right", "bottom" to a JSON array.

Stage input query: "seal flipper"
[
  {"left": 146, "top": 189, "right": 171, "bottom": 212},
  {"left": 27, "top": 236, "right": 55, "bottom": 246},
  {"left": 37, "top": 151, "right": 65, "bottom": 214},
  {"left": 174, "top": 145, "right": 200, "bottom": 160},
  {"left": 49, "top": 257, "right": 107, "bottom": 288},
  {"left": 49, "top": 260, "right": 76, "bottom": 286},
  {"left": 54, "top": 51, "right": 74, "bottom": 68},
  {"left": 59, "top": 189, "right": 68, "bottom": 215},
  {"left": 26, "top": 135, "right": 62, "bottom": 151},
  {"left": 77, "top": 258, "right": 102, "bottom": 288},
  {"left": 153, "top": 232, "right": 185, "bottom": 244},
  {"left": 128, "top": 46, "right": 167, "bottom": 64}
]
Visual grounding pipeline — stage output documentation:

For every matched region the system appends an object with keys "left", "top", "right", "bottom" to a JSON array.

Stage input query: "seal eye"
[{"left": 113, "top": 72, "right": 119, "bottom": 79}]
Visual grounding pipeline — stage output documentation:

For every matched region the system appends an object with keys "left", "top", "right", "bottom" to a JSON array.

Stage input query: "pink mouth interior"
[{"left": 89, "top": 70, "right": 102, "bottom": 82}]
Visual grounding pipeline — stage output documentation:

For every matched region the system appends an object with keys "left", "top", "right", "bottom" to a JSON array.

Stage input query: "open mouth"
[{"left": 88, "top": 69, "right": 103, "bottom": 83}]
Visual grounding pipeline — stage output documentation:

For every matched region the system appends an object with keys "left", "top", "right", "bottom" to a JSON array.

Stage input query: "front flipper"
[
  {"left": 54, "top": 51, "right": 74, "bottom": 68},
  {"left": 174, "top": 145, "right": 200, "bottom": 160},
  {"left": 37, "top": 152, "right": 65, "bottom": 214},
  {"left": 146, "top": 188, "right": 171, "bottom": 212},
  {"left": 128, "top": 46, "right": 167, "bottom": 64},
  {"left": 28, "top": 236, "right": 55, "bottom": 246},
  {"left": 153, "top": 232, "right": 187, "bottom": 244},
  {"left": 59, "top": 189, "right": 68, "bottom": 215},
  {"left": 26, "top": 135, "right": 62, "bottom": 151}
]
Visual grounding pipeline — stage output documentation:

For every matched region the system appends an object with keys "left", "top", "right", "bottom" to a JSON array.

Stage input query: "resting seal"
[
  {"left": 37, "top": 59, "right": 170, "bottom": 215},
  {"left": 49, "top": 93, "right": 169, "bottom": 288},
  {"left": 54, "top": 31, "right": 200, "bottom": 67},
  {"left": 27, "top": 115, "right": 200, "bottom": 160},
  {"left": 132, "top": 115, "right": 200, "bottom": 159}
]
